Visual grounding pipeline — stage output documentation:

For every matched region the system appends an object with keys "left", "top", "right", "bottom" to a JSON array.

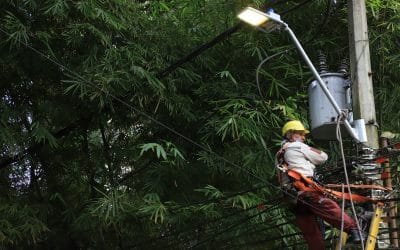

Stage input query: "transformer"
[{"left": 308, "top": 72, "right": 352, "bottom": 140}]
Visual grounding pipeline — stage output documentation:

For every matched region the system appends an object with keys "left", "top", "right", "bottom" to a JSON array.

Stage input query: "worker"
[{"left": 276, "top": 120, "right": 364, "bottom": 249}]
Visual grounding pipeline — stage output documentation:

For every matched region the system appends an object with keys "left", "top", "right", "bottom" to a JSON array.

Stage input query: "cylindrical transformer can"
[{"left": 308, "top": 73, "right": 352, "bottom": 140}]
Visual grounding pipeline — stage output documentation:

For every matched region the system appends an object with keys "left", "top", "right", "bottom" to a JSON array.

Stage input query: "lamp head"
[{"left": 237, "top": 7, "right": 282, "bottom": 27}]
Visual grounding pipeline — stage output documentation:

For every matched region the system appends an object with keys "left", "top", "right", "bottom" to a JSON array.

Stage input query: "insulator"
[
  {"left": 358, "top": 146, "right": 381, "bottom": 183},
  {"left": 317, "top": 50, "right": 329, "bottom": 74},
  {"left": 338, "top": 58, "right": 349, "bottom": 76}
]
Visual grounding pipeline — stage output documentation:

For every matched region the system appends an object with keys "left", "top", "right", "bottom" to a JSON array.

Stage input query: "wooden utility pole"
[
  {"left": 348, "top": 1, "right": 393, "bottom": 248},
  {"left": 347, "top": 0, "right": 378, "bottom": 149}
]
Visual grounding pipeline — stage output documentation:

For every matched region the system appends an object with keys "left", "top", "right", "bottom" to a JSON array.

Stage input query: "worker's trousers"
[{"left": 292, "top": 191, "right": 358, "bottom": 250}]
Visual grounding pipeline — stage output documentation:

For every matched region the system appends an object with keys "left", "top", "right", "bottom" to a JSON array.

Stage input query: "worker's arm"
[{"left": 301, "top": 144, "right": 328, "bottom": 165}]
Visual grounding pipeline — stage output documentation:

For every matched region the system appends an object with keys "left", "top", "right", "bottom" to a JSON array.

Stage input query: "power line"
[
  {"left": 131, "top": 184, "right": 271, "bottom": 225},
  {"left": 170, "top": 184, "right": 267, "bottom": 210},
  {"left": 189, "top": 203, "right": 279, "bottom": 249},
  {"left": 220, "top": 218, "right": 296, "bottom": 248},
  {"left": 160, "top": 201, "right": 285, "bottom": 249},
  {"left": 159, "top": 199, "right": 288, "bottom": 249},
  {"left": 302, "top": 0, "right": 333, "bottom": 45},
  {"left": 157, "top": 23, "right": 242, "bottom": 78},
  {"left": 229, "top": 231, "right": 303, "bottom": 249},
  {"left": 196, "top": 204, "right": 285, "bottom": 238},
  {"left": 280, "top": 0, "right": 314, "bottom": 15},
  {"left": 130, "top": 197, "right": 283, "bottom": 249}
]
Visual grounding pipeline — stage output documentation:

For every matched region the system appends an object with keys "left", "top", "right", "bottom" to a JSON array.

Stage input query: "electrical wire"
[
  {"left": 198, "top": 201, "right": 312, "bottom": 249},
  {"left": 214, "top": 212, "right": 292, "bottom": 241},
  {"left": 220, "top": 218, "right": 296, "bottom": 248},
  {"left": 131, "top": 184, "right": 269, "bottom": 223},
  {"left": 131, "top": 197, "right": 284, "bottom": 249},
  {"left": 254, "top": 0, "right": 335, "bottom": 100},
  {"left": 279, "top": 239, "right": 308, "bottom": 249},
  {"left": 229, "top": 231, "right": 303, "bottom": 249},
  {"left": 256, "top": 49, "right": 289, "bottom": 98},
  {"left": 214, "top": 214, "right": 290, "bottom": 243},
  {"left": 181, "top": 200, "right": 286, "bottom": 249},
  {"left": 338, "top": 183, "right": 345, "bottom": 249},
  {"left": 280, "top": 0, "right": 314, "bottom": 15},
  {"left": 189, "top": 205, "right": 274, "bottom": 249},
  {"left": 171, "top": 184, "right": 266, "bottom": 209},
  {"left": 336, "top": 112, "right": 365, "bottom": 249},
  {"left": 180, "top": 198, "right": 296, "bottom": 249},
  {"left": 157, "top": 23, "right": 242, "bottom": 78},
  {"left": 303, "top": 0, "right": 333, "bottom": 46},
  {"left": 169, "top": 201, "right": 285, "bottom": 241}
]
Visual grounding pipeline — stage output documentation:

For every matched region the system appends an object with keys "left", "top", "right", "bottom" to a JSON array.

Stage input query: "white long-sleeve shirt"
[{"left": 283, "top": 141, "right": 328, "bottom": 177}]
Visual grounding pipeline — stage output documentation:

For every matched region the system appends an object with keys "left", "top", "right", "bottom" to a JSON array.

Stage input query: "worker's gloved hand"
[
  {"left": 312, "top": 172, "right": 323, "bottom": 185},
  {"left": 349, "top": 229, "right": 366, "bottom": 243}
]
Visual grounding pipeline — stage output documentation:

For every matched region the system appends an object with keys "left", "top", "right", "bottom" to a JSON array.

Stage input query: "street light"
[
  {"left": 238, "top": 7, "right": 282, "bottom": 26},
  {"left": 237, "top": 7, "right": 367, "bottom": 143}
]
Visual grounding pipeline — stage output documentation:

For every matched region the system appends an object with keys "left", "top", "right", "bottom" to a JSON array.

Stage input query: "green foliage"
[
  {"left": 31, "top": 122, "right": 58, "bottom": 148},
  {"left": 140, "top": 142, "right": 167, "bottom": 160},
  {"left": 3, "top": 11, "right": 29, "bottom": 48},
  {"left": 89, "top": 188, "right": 133, "bottom": 227},
  {"left": 211, "top": 98, "right": 268, "bottom": 142},
  {"left": 43, "top": 0, "right": 70, "bottom": 18},
  {"left": 195, "top": 185, "right": 224, "bottom": 199},
  {"left": 227, "top": 193, "right": 263, "bottom": 209},
  {"left": 140, "top": 141, "right": 185, "bottom": 161},
  {"left": 0, "top": 202, "right": 49, "bottom": 245},
  {"left": 367, "top": 0, "right": 400, "bottom": 131},
  {"left": 0, "top": 0, "right": 398, "bottom": 248},
  {"left": 139, "top": 193, "right": 167, "bottom": 224}
]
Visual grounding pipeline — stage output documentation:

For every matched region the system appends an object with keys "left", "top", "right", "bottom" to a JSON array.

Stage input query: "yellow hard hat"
[{"left": 281, "top": 120, "right": 310, "bottom": 136}]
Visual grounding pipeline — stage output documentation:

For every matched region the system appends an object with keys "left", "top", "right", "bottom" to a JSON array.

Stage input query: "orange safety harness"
[
  {"left": 276, "top": 146, "right": 385, "bottom": 204},
  {"left": 287, "top": 169, "right": 382, "bottom": 204}
]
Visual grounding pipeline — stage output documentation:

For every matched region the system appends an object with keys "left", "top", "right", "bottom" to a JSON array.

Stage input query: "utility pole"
[
  {"left": 347, "top": 0, "right": 378, "bottom": 149},
  {"left": 348, "top": 1, "right": 390, "bottom": 248}
]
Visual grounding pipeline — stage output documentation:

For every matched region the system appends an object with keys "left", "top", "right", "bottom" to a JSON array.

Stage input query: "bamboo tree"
[{"left": 0, "top": 0, "right": 398, "bottom": 248}]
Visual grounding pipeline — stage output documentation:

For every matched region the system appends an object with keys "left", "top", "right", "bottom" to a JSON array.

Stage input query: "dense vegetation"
[{"left": 0, "top": 0, "right": 399, "bottom": 249}]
